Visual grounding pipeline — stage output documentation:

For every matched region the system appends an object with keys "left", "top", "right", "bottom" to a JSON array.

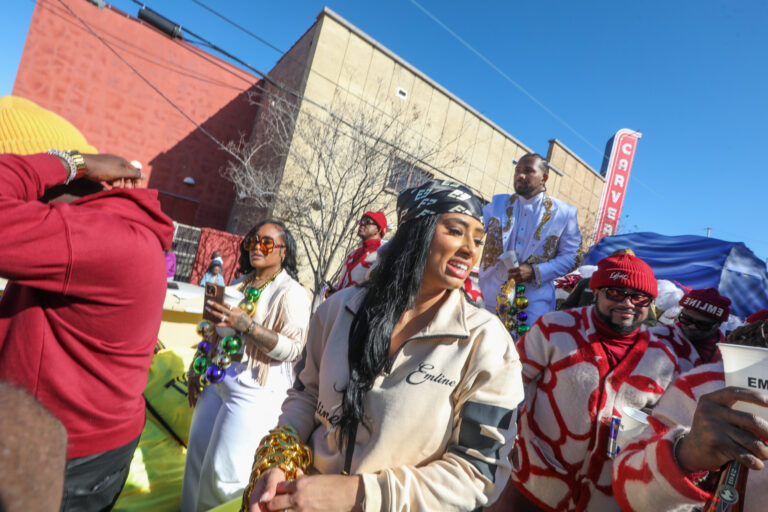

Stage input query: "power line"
[
  {"left": 191, "top": 0, "right": 667, "bottom": 201},
  {"left": 32, "top": 0, "right": 254, "bottom": 91},
  {"left": 408, "top": 0, "right": 603, "bottom": 159},
  {"left": 186, "top": 0, "right": 457, "bottom": 153},
  {"left": 189, "top": 0, "right": 286, "bottom": 57},
  {"left": 63, "top": 0, "right": 641, "bottom": 204},
  {"left": 55, "top": 0, "right": 239, "bottom": 159},
  {"left": 57, "top": 0, "right": 464, "bottom": 197},
  {"left": 407, "top": 0, "right": 666, "bottom": 199},
  {"left": 139, "top": 0, "right": 620, "bottom": 198},
  {"left": 56, "top": 0, "right": 416, "bottom": 178},
  {"left": 125, "top": 1, "right": 467, "bottom": 182}
]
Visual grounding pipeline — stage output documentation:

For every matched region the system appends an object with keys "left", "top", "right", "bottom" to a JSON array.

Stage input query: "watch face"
[
  {"left": 68, "top": 151, "right": 85, "bottom": 165},
  {"left": 67, "top": 151, "right": 87, "bottom": 177}
]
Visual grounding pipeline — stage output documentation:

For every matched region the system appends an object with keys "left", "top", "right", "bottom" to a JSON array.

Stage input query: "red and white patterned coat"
[
  {"left": 510, "top": 305, "right": 684, "bottom": 511},
  {"left": 612, "top": 361, "right": 767, "bottom": 511}
]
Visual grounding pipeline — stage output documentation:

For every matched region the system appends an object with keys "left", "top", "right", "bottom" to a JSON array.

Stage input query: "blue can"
[{"left": 607, "top": 415, "right": 622, "bottom": 459}]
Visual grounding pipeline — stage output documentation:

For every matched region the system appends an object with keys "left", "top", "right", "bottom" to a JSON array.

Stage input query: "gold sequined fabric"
[
  {"left": 533, "top": 197, "right": 554, "bottom": 241},
  {"left": 503, "top": 195, "right": 517, "bottom": 232},
  {"left": 481, "top": 217, "right": 503, "bottom": 270}
]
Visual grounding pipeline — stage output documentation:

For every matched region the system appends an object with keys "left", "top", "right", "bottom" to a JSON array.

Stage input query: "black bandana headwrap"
[{"left": 397, "top": 179, "right": 483, "bottom": 227}]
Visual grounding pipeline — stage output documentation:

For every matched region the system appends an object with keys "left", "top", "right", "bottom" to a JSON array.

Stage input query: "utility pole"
[{"left": 706, "top": 227, "right": 712, "bottom": 238}]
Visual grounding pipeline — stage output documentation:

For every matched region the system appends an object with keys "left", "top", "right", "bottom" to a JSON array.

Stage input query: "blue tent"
[{"left": 585, "top": 232, "right": 768, "bottom": 319}]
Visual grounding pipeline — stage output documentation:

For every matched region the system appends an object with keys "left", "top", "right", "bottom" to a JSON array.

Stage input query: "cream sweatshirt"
[{"left": 278, "top": 286, "right": 524, "bottom": 511}]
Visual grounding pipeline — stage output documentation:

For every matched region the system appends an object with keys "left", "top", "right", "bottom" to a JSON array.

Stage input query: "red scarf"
[
  {"left": 337, "top": 238, "right": 382, "bottom": 289},
  {"left": 592, "top": 309, "right": 641, "bottom": 368},
  {"left": 346, "top": 238, "right": 382, "bottom": 268}
]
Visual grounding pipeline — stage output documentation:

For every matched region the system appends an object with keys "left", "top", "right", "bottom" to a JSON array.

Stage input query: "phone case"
[{"left": 203, "top": 283, "right": 225, "bottom": 322}]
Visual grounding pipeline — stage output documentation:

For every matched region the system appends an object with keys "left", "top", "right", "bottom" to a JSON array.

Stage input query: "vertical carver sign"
[{"left": 592, "top": 129, "right": 642, "bottom": 244}]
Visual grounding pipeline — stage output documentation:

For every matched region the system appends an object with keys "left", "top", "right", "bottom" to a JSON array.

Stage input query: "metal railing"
[{"left": 171, "top": 222, "right": 201, "bottom": 282}]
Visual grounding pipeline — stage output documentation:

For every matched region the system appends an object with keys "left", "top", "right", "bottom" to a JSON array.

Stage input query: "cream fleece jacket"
[{"left": 278, "top": 286, "right": 524, "bottom": 511}]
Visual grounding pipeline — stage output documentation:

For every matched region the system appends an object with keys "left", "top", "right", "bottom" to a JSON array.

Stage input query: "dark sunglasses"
[
  {"left": 601, "top": 287, "right": 653, "bottom": 307},
  {"left": 243, "top": 235, "right": 285, "bottom": 255},
  {"left": 678, "top": 312, "right": 718, "bottom": 330},
  {"left": 358, "top": 218, "right": 377, "bottom": 227}
]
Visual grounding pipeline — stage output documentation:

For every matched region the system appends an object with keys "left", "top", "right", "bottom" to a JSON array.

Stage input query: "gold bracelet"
[{"left": 240, "top": 425, "right": 312, "bottom": 512}]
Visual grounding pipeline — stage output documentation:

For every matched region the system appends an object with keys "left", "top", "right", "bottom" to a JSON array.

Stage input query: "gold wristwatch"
[{"left": 67, "top": 150, "right": 88, "bottom": 180}]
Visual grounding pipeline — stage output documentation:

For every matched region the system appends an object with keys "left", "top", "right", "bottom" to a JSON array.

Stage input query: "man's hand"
[
  {"left": 82, "top": 154, "right": 146, "bottom": 188},
  {"left": 676, "top": 386, "right": 768, "bottom": 473},
  {"left": 508, "top": 263, "right": 535, "bottom": 284}
]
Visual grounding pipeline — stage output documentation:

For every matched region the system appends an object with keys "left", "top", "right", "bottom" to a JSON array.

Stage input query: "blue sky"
[{"left": 3, "top": 0, "right": 767, "bottom": 262}]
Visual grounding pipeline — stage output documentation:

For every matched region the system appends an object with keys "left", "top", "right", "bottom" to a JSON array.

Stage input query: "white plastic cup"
[
  {"left": 616, "top": 407, "right": 649, "bottom": 451},
  {"left": 499, "top": 251, "right": 520, "bottom": 270},
  {"left": 718, "top": 342, "right": 768, "bottom": 419}
]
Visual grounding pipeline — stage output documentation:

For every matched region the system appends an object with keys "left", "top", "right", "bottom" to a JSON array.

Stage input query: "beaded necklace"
[
  {"left": 192, "top": 269, "right": 283, "bottom": 388},
  {"left": 495, "top": 279, "right": 530, "bottom": 337}
]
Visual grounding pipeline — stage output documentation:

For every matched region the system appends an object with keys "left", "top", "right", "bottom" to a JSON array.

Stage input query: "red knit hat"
[
  {"left": 679, "top": 288, "right": 731, "bottom": 322},
  {"left": 362, "top": 211, "right": 387, "bottom": 237},
  {"left": 589, "top": 253, "right": 658, "bottom": 298},
  {"left": 747, "top": 309, "right": 768, "bottom": 324}
]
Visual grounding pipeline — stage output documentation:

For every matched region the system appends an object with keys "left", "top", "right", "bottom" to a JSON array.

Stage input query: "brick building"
[{"left": 13, "top": 0, "right": 260, "bottom": 229}]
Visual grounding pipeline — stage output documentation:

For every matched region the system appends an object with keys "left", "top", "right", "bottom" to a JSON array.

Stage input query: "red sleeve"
[
  {"left": 0, "top": 153, "right": 68, "bottom": 200},
  {"left": 0, "top": 153, "right": 167, "bottom": 298},
  {"left": 0, "top": 154, "right": 74, "bottom": 292},
  {"left": 515, "top": 319, "right": 548, "bottom": 384},
  {"left": 612, "top": 365, "right": 723, "bottom": 510}
]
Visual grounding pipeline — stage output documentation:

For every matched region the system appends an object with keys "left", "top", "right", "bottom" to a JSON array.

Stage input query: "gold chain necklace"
[
  {"left": 240, "top": 268, "right": 282, "bottom": 294},
  {"left": 239, "top": 269, "right": 282, "bottom": 315}
]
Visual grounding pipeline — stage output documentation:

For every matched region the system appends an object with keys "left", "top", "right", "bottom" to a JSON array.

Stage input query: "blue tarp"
[{"left": 585, "top": 232, "right": 768, "bottom": 319}]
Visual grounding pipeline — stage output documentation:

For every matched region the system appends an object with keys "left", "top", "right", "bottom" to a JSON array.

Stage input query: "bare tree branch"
[{"left": 221, "top": 87, "right": 465, "bottom": 302}]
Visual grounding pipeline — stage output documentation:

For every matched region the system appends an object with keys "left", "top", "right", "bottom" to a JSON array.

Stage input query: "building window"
[{"left": 387, "top": 157, "right": 433, "bottom": 192}]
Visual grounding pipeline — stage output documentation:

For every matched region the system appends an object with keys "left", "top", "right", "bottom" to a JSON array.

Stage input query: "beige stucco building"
[{"left": 237, "top": 7, "right": 606, "bottom": 287}]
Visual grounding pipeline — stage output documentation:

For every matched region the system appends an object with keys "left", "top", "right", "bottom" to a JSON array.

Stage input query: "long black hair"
[
  {"left": 337, "top": 214, "right": 439, "bottom": 451},
  {"left": 237, "top": 218, "right": 299, "bottom": 280}
]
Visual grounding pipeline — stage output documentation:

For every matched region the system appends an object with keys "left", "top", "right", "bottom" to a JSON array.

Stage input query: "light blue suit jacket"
[{"left": 478, "top": 193, "right": 581, "bottom": 325}]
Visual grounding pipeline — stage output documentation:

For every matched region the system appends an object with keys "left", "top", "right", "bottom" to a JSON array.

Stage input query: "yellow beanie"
[{"left": 0, "top": 96, "right": 97, "bottom": 155}]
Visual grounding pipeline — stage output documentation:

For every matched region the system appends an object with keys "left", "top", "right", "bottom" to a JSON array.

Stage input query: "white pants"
[{"left": 181, "top": 362, "right": 291, "bottom": 512}]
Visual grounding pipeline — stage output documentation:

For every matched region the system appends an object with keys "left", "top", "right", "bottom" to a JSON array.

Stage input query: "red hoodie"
[{"left": 0, "top": 153, "right": 174, "bottom": 459}]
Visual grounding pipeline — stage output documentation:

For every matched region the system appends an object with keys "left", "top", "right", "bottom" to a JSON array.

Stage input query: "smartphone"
[{"left": 203, "top": 282, "right": 225, "bottom": 322}]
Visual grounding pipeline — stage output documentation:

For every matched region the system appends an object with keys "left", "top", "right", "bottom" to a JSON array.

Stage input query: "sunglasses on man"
[
  {"left": 358, "top": 217, "right": 377, "bottom": 227},
  {"left": 678, "top": 312, "right": 719, "bottom": 330},
  {"left": 601, "top": 287, "right": 653, "bottom": 307},
  {"left": 243, "top": 234, "right": 285, "bottom": 255}
]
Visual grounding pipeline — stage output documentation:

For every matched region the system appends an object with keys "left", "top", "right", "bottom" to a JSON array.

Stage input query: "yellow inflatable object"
[
  {"left": 208, "top": 497, "right": 242, "bottom": 512},
  {"left": 114, "top": 347, "right": 196, "bottom": 511}
]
